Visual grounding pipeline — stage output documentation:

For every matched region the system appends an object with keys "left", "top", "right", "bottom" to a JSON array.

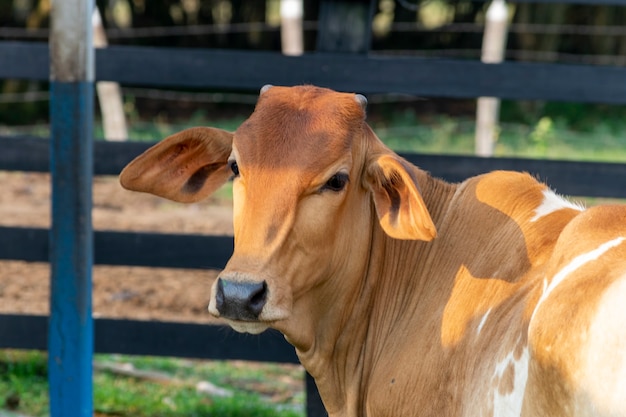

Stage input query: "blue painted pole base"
[{"left": 48, "top": 81, "right": 94, "bottom": 417}]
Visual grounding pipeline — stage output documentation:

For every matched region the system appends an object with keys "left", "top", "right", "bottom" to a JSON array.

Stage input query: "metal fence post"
[{"left": 48, "top": 1, "right": 95, "bottom": 417}]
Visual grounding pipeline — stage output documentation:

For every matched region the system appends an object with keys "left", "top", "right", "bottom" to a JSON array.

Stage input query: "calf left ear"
[
  {"left": 365, "top": 154, "right": 437, "bottom": 241},
  {"left": 120, "top": 127, "right": 233, "bottom": 203}
]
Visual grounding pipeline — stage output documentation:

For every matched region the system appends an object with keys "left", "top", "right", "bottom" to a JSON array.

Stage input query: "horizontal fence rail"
[
  {"left": 0, "top": 135, "right": 149, "bottom": 176},
  {"left": 2, "top": 135, "right": 626, "bottom": 198},
  {"left": 405, "top": 154, "right": 626, "bottom": 198},
  {"left": 2, "top": 42, "right": 626, "bottom": 103},
  {"left": 0, "top": 227, "right": 233, "bottom": 269},
  {"left": 0, "top": 314, "right": 298, "bottom": 362}
]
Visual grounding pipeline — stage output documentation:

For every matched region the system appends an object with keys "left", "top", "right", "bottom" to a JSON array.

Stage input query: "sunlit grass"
[{"left": 0, "top": 350, "right": 305, "bottom": 417}]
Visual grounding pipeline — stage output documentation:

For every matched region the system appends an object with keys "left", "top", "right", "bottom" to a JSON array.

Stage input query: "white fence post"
[
  {"left": 93, "top": 7, "right": 128, "bottom": 141},
  {"left": 475, "top": 0, "right": 509, "bottom": 157},
  {"left": 280, "top": 0, "right": 304, "bottom": 56}
]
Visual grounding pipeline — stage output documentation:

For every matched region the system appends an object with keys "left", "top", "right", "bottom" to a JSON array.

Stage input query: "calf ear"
[
  {"left": 365, "top": 154, "right": 437, "bottom": 241},
  {"left": 120, "top": 127, "right": 233, "bottom": 203}
]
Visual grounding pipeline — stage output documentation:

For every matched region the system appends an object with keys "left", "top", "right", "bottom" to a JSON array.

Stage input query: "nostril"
[
  {"left": 247, "top": 281, "right": 267, "bottom": 317},
  {"left": 215, "top": 278, "right": 225, "bottom": 311},
  {"left": 215, "top": 278, "right": 268, "bottom": 320}
]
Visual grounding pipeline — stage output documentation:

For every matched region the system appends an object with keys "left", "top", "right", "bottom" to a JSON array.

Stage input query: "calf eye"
[
  {"left": 322, "top": 173, "right": 349, "bottom": 192},
  {"left": 229, "top": 161, "right": 239, "bottom": 177}
]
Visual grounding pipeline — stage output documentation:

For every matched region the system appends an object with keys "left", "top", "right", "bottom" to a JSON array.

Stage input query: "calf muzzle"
[{"left": 215, "top": 278, "right": 268, "bottom": 321}]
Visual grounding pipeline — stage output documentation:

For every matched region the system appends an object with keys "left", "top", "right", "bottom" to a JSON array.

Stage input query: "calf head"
[{"left": 120, "top": 85, "right": 436, "bottom": 338}]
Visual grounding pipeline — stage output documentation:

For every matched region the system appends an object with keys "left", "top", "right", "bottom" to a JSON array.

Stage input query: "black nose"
[{"left": 215, "top": 278, "right": 268, "bottom": 321}]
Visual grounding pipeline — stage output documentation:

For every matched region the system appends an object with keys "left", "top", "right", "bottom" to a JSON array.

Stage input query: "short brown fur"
[{"left": 120, "top": 85, "right": 626, "bottom": 417}]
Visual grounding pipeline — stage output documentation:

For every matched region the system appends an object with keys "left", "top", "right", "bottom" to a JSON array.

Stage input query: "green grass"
[
  {"left": 369, "top": 107, "right": 626, "bottom": 163},
  {"left": 0, "top": 350, "right": 304, "bottom": 417},
  {"left": 0, "top": 350, "right": 49, "bottom": 417}
]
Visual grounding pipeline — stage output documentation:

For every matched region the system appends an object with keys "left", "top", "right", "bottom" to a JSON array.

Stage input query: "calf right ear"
[{"left": 120, "top": 127, "right": 233, "bottom": 203}]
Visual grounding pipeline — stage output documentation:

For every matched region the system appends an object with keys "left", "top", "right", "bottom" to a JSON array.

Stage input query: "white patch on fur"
[
  {"left": 531, "top": 237, "right": 626, "bottom": 323},
  {"left": 530, "top": 189, "right": 584, "bottom": 223},
  {"left": 492, "top": 345, "right": 530, "bottom": 417},
  {"left": 477, "top": 308, "right": 491, "bottom": 336},
  {"left": 579, "top": 275, "right": 626, "bottom": 416}
]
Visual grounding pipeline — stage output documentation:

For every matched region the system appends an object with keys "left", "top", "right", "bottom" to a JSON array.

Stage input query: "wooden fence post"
[
  {"left": 475, "top": 0, "right": 508, "bottom": 157},
  {"left": 48, "top": 1, "right": 95, "bottom": 416},
  {"left": 281, "top": 0, "right": 304, "bottom": 56},
  {"left": 93, "top": 6, "right": 128, "bottom": 141}
]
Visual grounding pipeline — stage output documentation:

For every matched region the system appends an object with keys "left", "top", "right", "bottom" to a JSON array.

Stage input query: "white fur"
[
  {"left": 492, "top": 345, "right": 530, "bottom": 417},
  {"left": 530, "top": 189, "right": 584, "bottom": 223},
  {"left": 477, "top": 308, "right": 491, "bottom": 336},
  {"left": 578, "top": 276, "right": 626, "bottom": 416},
  {"left": 531, "top": 237, "right": 626, "bottom": 324}
]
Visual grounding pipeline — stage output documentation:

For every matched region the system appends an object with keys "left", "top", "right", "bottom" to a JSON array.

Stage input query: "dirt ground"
[{"left": 0, "top": 171, "right": 235, "bottom": 324}]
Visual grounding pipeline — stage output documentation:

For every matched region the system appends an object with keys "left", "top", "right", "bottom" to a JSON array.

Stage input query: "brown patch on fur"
[{"left": 498, "top": 363, "right": 516, "bottom": 395}]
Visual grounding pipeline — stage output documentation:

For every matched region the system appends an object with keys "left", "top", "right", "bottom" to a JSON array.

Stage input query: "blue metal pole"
[{"left": 48, "top": 1, "right": 95, "bottom": 417}]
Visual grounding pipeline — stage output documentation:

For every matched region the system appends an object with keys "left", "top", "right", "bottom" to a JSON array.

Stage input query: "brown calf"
[{"left": 121, "top": 85, "right": 626, "bottom": 417}]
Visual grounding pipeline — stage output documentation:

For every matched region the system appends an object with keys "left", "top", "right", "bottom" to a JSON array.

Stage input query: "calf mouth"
[{"left": 224, "top": 320, "right": 270, "bottom": 335}]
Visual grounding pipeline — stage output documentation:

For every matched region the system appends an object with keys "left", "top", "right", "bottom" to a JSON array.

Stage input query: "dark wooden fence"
[{"left": 2, "top": 0, "right": 626, "bottom": 416}]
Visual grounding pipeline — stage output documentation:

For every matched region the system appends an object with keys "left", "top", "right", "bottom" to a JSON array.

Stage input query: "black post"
[
  {"left": 317, "top": 0, "right": 376, "bottom": 54},
  {"left": 306, "top": 372, "right": 328, "bottom": 417}
]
